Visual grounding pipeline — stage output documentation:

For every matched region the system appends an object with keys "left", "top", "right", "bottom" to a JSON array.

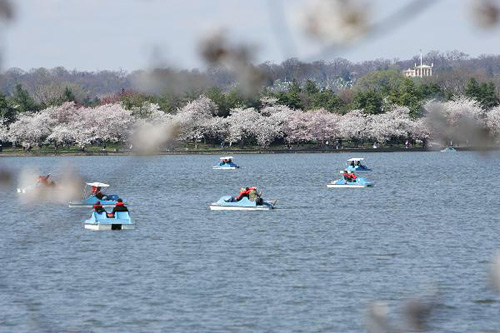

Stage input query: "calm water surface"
[{"left": 1, "top": 152, "right": 500, "bottom": 332}]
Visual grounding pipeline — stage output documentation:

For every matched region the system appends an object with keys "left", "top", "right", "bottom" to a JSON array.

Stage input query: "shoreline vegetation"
[
  {"left": 2, "top": 54, "right": 500, "bottom": 154},
  {"left": 0, "top": 144, "right": 496, "bottom": 157}
]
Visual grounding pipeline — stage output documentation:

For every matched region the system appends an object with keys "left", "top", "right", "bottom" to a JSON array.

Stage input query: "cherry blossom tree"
[
  {"left": 226, "top": 107, "right": 261, "bottom": 146},
  {"left": 486, "top": 105, "right": 500, "bottom": 142},
  {"left": 338, "top": 110, "right": 369, "bottom": 145},
  {"left": 369, "top": 106, "right": 413, "bottom": 144},
  {"left": 308, "top": 109, "right": 342, "bottom": 144},
  {"left": 423, "top": 97, "right": 485, "bottom": 145},
  {"left": 129, "top": 102, "right": 176, "bottom": 151},
  {"left": 175, "top": 96, "right": 217, "bottom": 143},
  {"left": 8, "top": 111, "right": 57, "bottom": 150},
  {"left": 281, "top": 110, "right": 313, "bottom": 146}
]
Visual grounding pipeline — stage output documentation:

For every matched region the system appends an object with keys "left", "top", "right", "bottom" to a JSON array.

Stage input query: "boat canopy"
[
  {"left": 86, "top": 182, "right": 110, "bottom": 188},
  {"left": 220, "top": 156, "right": 234, "bottom": 160},
  {"left": 347, "top": 158, "right": 364, "bottom": 162}
]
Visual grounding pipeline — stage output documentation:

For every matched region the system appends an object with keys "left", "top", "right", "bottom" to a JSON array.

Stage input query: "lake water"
[{"left": 1, "top": 152, "right": 500, "bottom": 332}]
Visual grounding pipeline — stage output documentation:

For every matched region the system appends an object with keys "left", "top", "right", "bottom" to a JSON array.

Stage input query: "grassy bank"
[{"left": 0, "top": 142, "right": 458, "bottom": 157}]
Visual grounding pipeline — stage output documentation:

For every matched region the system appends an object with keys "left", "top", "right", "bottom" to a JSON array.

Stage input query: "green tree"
[
  {"left": 62, "top": 87, "right": 76, "bottom": 103},
  {"left": 465, "top": 78, "right": 499, "bottom": 108},
  {"left": 12, "top": 84, "right": 39, "bottom": 113},
  {"left": 304, "top": 80, "right": 320, "bottom": 95},
  {"left": 0, "top": 94, "right": 17, "bottom": 123},
  {"left": 205, "top": 87, "right": 239, "bottom": 117},
  {"left": 388, "top": 79, "right": 422, "bottom": 117},
  {"left": 355, "top": 70, "right": 406, "bottom": 95},
  {"left": 465, "top": 78, "right": 480, "bottom": 98},
  {"left": 353, "top": 91, "right": 383, "bottom": 114},
  {"left": 310, "top": 90, "right": 345, "bottom": 112},
  {"left": 283, "top": 79, "right": 303, "bottom": 109}
]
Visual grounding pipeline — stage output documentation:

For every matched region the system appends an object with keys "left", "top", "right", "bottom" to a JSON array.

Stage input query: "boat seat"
[
  {"left": 107, "top": 194, "right": 120, "bottom": 201},
  {"left": 94, "top": 212, "right": 108, "bottom": 220},
  {"left": 115, "top": 211, "right": 129, "bottom": 219}
]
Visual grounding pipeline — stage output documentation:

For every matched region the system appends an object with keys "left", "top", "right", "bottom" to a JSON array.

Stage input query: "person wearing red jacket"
[
  {"left": 93, "top": 201, "right": 106, "bottom": 214},
  {"left": 342, "top": 170, "right": 350, "bottom": 182},
  {"left": 348, "top": 171, "right": 357, "bottom": 182},
  {"left": 236, "top": 187, "right": 251, "bottom": 201},
  {"left": 235, "top": 187, "right": 258, "bottom": 201}
]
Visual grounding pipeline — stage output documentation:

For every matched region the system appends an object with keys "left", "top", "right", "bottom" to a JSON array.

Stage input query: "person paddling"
[
  {"left": 348, "top": 171, "right": 357, "bottom": 183},
  {"left": 110, "top": 199, "right": 128, "bottom": 216},
  {"left": 93, "top": 201, "right": 106, "bottom": 214},
  {"left": 342, "top": 170, "right": 350, "bottom": 182}
]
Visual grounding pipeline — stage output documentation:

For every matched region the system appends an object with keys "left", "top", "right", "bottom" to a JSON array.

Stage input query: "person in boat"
[
  {"left": 38, "top": 174, "right": 56, "bottom": 187},
  {"left": 236, "top": 187, "right": 251, "bottom": 201},
  {"left": 248, "top": 187, "right": 258, "bottom": 201},
  {"left": 356, "top": 160, "right": 361, "bottom": 166},
  {"left": 91, "top": 186, "right": 106, "bottom": 200},
  {"left": 348, "top": 171, "right": 357, "bottom": 183},
  {"left": 235, "top": 187, "right": 257, "bottom": 201},
  {"left": 342, "top": 170, "right": 350, "bottom": 182},
  {"left": 93, "top": 201, "right": 106, "bottom": 214},
  {"left": 107, "top": 199, "right": 128, "bottom": 217},
  {"left": 350, "top": 161, "right": 355, "bottom": 167}
]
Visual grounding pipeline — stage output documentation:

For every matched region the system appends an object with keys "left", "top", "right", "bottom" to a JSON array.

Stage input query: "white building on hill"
[{"left": 403, "top": 51, "right": 433, "bottom": 77}]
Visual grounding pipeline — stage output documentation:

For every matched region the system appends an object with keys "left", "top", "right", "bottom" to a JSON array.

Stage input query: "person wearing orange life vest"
[
  {"left": 348, "top": 170, "right": 357, "bottom": 183},
  {"left": 93, "top": 201, "right": 106, "bottom": 214},
  {"left": 38, "top": 174, "right": 56, "bottom": 187},
  {"left": 342, "top": 170, "right": 350, "bottom": 182},
  {"left": 112, "top": 199, "right": 128, "bottom": 214},
  {"left": 235, "top": 187, "right": 257, "bottom": 201}
]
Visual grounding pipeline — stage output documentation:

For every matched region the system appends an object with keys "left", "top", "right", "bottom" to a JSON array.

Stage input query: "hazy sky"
[{"left": 3, "top": 0, "right": 500, "bottom": 71}]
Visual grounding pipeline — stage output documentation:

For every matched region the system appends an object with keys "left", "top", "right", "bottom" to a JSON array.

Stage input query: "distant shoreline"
[{"left": 0, "top": 146, "right": 496, "bottom": 157}]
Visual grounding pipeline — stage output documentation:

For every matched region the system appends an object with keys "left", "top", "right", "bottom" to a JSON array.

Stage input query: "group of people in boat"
[
  {"left": 349, "top": 160, "right": 362, "bottom": 167},
  {"left": 219, "top": 158, "right": 233, "bottom": 165},
  {"left": 90, "top": 186, "right": 107, "bottom": 200},
  {"left": 235, "top": 186, "right": 264, "bottom": 204},
  {"left": 37, "top": 174, "right": 56, "bottom": 187},
  {"left": 342, "top": 170, "right": 358, "bottom": 183},
  {"left": 93, "top": 199, "right": 129, "bottom": 218}
]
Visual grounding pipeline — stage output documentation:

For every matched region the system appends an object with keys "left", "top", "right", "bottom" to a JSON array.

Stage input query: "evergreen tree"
[
  {"left": 310, "top": 90, "right": 345, "bottom": 112},
  {"left": 0, "top": 93, "right": 17, "bottom": 123},
  {"left": 62, "top": 87, "right": 76, "bottom": 103},
  {"left": 12, "top": 84, "right": 39, "bottom": 113},
  {"left": 304, "top": 80, "right": 320, "bottom": 95},
  {"left": 353, "top": 91, "right": 383, "bottom": 114}
]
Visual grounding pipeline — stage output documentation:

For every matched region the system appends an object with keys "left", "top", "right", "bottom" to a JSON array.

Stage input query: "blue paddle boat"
[
  {"left": 85, "top": 211, "right": 134, "bottom": 231},
  {"left": 210, "top": 187, "right": 277, "bottom": 210},
  {"left": 327, "top": 171, "right": 374, "bottom": 188},
  {"left": 441, "top": 146, "right": 457, "bottom": 153},
  {"left": 213, "top": 156, "right": 240, "bottom": 170},
  {"left": 210, "top": 196, "right": 277, "bottom": 210},
  {"left": 346, "top": 158, "right": 371, "bottom": 172},
  {"left": 69, "top": 182, "right": 124, "bottom": 208}
]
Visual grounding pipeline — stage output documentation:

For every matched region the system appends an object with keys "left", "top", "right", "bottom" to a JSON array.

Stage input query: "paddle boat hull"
[
  {"left": 84, "top": 211, "right": 134, "bottom": 231},
  {"left": 69, "top": 194, "right": 123, "bottom": 208},
  {"left": 213, "top": 163, "right": 240, "bottom": 170},
  {"left": 441, "top": 147, "right": 457, "bottom": 153},
  {"left": 209, "top": 195, "right": 277, "bottom": 211},
  {"left": 327, "top": 178, "right": 374, "bottom": 188}
]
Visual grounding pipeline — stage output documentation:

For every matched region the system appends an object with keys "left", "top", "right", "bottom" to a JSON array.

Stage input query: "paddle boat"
[
  {"left": 69, "top": 182, "right": 124, "bottom": 208},
  {"left": 85, "top": 210, "right": 134, "bottom": 231},
  {"left": 210, "top": 187, "right": 277, "bottom": 210},
  {"left": 17, "top": 174, "right": 57, "bottom": 194},
  {"left": 441, "top": 146, "right": 457, "bottom": 153},
  {"left": 327, "top": 171, "right": 374, "bottom": 188},
  {"left": 346, "top": 158, "right": 371, "bottom": 172},
  {"left": 213, "top": 156, "right": 240, "bottom": 170}
]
